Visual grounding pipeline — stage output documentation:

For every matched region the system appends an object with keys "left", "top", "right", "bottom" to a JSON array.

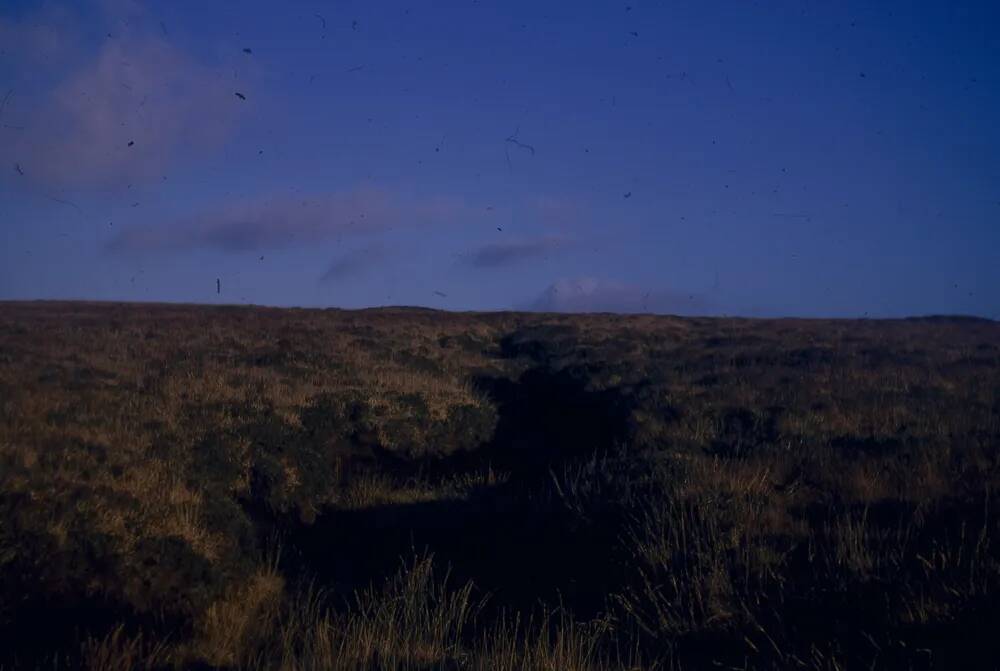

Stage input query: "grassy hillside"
[{"left": 1, "top": 301, "right": 999, "bottom": 670}]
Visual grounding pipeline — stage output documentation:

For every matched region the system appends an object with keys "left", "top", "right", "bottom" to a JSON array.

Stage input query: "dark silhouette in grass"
[{"left": 289, "top": 340, "right": 636, "bottom": 620}]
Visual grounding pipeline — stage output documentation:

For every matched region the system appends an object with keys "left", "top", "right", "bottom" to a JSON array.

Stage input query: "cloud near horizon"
[
  {"left": 320, "top": 245, "right": 388, "bottom": 283},
  {"left": 106, "top": 187, "right": 401, "bottom": 253},
  {"left": 465, "top": 235, "right": 572, "bottom": 268},
  {"left": 526, "top": 277, "right": 714, "bottom": 315}
]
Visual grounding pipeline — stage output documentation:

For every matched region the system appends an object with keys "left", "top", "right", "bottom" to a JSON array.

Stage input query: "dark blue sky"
[{"left": 1, "top": 0, "right": 998, "bottom": 317}]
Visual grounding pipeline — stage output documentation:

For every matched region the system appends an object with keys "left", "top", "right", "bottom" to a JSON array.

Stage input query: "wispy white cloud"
[{"left": 1, "top": 3, "right": 243, "bottom": 188}]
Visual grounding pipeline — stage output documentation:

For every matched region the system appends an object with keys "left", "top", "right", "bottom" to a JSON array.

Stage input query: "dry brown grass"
[
  {"left": 80, "top": 624, "right": 170, "bottom": 671},
  {"left": 199, "top": 577, "right": 284, "bottom": 665},
  {"left": 1, "top": 302, "right": 998, "bottom": 669}
]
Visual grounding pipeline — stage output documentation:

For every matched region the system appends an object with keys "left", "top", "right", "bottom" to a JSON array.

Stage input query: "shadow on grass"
[{"left": 288, "top": 361, "right": 635, "bottom": 618}]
